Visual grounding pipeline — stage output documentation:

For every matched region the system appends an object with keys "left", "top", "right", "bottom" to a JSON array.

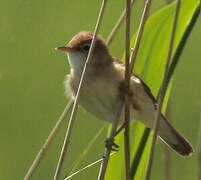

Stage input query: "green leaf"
[{"left": 105, "top": 0, "right": 200, "bottom": 180}]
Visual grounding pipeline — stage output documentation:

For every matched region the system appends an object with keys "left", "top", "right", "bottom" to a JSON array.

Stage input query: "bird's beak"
[{"left": 55, "top": 46, "right": 75, "bottom": 52}]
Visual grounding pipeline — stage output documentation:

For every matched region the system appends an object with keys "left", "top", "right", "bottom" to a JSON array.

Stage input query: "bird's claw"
[{"left": 105, "top": 138, "right": 119, "bottom": 151}]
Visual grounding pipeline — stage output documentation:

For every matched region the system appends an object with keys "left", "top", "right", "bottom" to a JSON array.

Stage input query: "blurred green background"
[{"left": 0, "top": 0, "right": 200, "bottom": 179}]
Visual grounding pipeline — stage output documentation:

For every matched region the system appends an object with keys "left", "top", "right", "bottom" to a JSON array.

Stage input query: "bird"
[{"left": 55, "top": 31, "right": 193, "bottom": 156}]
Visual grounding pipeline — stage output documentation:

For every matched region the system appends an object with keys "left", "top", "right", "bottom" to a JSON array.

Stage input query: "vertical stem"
[
  {"left": 53, "top": 0, "right": 108, "bottom": 179},
  {"left": 124, "top": 0, "right": 131, "bottom": 179},
  {"left": 23, "top": 101, "right": 73, "bottom": 180},
  {"left": 106, "top": 0, "right": 136, "bottom": 46},
  {"left": 145, "top": 1, "right": 181, "bottom": 180},
  {"left": 125, "top": 0, "right": 153, "bottom": 178}
]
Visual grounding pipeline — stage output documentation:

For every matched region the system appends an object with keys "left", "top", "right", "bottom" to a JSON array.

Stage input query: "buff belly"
[{"left": 64, "top": 75, "right": 123, "bottom": 123}]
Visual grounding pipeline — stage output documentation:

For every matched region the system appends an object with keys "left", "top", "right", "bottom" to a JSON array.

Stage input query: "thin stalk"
[
  {"left": 127, "top": 0, "right": 153, "bottom": 177},
  {"left": 97, "top": 102, "right": 124, "bottom": 180},
  {"left": 129, "top": 0, "right": 153, "bottom": 74},
  {"left": 53, "top": 0, "right": 108, "bottom": 179},
  {"left": 196, "top": 111, "right": 201, "bottom": 180},
  {"left": 124, "top": 0, "right": 131, "bottom": 179},
  {"left": 145, "top": 1, "right": 181, "bottom": 180},
  {"left": 23, "top": 100, "right": 73, "bottom": 180},
  {"left": 106, "top": 0, "right": 136, "bottom": 46}
]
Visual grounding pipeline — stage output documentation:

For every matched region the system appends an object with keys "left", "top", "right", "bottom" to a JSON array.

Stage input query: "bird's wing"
[{"left": 113, "top": 58, "right": 156, "bottom": 105}]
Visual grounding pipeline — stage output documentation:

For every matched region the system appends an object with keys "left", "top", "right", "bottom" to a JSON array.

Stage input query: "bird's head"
[{"left": 55, "top": 31, "right": 112, "bottom": 72}]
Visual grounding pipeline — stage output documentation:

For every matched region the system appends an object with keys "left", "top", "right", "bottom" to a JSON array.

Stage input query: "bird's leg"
[
  {"left": 105, "top": 137, "right": 119, "bottom": 151},
  {"left": 104, "top": 123, "right": 126, "bottom": 151},
  {"left": 103, "top": 81, "right": 133, "bottom": 152}
]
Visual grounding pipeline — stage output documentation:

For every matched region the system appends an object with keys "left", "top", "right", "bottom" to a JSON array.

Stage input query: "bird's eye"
[{"left": 82, "top": 44, "right": 90, "bottom": 52}]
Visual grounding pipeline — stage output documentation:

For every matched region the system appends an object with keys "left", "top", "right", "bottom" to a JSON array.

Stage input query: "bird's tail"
[{"left": 158, "top": 115, "right": 193, "bottom": 156}]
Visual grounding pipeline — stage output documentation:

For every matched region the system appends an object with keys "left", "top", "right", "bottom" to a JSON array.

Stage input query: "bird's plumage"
[{"left": 58, "top": 31, "right": 193, "bottom": 156}]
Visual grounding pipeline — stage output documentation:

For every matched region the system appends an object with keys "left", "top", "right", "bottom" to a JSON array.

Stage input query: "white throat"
[{"left": 67, "top": 52, "right": 86, "bottom": 74}]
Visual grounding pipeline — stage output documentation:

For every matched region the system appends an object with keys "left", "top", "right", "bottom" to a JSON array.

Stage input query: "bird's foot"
[{"left": 105, "top": 137, "right": 119, "bottom": 151}]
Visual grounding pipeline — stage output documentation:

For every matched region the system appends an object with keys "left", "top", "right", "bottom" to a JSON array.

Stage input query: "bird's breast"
[{"left": 64, "top": 74, "right": 121, "bottom": 123}]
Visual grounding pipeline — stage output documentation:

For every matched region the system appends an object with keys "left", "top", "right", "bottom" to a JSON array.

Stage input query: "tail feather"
[{"left": 158, "top": 115, "right": 193, "bottom": 156}]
